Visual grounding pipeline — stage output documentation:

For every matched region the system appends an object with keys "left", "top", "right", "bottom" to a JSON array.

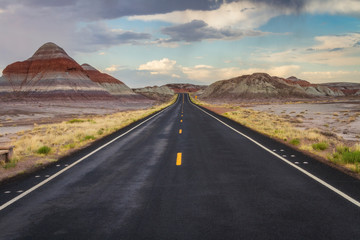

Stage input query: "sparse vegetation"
[
  {"left": 312, "top": 142, "right": 329, "bottom": 151},
  {"left": 3, "top": 158, "right": 18, "bottom": 169},
  {"left": 290, "top": 138, "right": 300, "bottom": 146},
  {"left": 97, "top": 129, "right": 104, "bottom": 135},
  {"left": 67, "top": 119, "right": 86, "bottom": 124},
  {"left": 190, "top": 95, "right": 360, "bottom": 175},
  {"left": 82, "top": 135, "right": 96, "bottom": 141},
  {"left": 331, "top": 146, "right": 360, "bottom": 172},
  {"left": 3, "top": 96, "right": 176, "bottom": 175},
  {"left": 37, "top": 146, "right": 51, "bottom": 155}
]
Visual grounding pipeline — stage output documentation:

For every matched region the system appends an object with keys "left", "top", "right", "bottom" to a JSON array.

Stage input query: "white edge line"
[
  {"left": 188, "top": 94, "right": 360, "bottom": 208},
  {"left": 0, "top": 96, "right": 179, "bottom": 211}
]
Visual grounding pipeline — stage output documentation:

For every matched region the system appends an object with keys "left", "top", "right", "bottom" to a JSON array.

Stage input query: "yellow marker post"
[
  {"left": 179, "top": 129, "right": 182, "bottom": 134},
  {"left": 176, "top": 152, "right": 182, "bottom": 166}
]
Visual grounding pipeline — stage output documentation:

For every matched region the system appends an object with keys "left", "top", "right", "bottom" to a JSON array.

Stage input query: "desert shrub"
[
  {"left": 290, "top": 138, "right": 300, "bottom": 146},
  {"left": 83, "top": 135, "right": 96, "bottom": 141},
  {"left": 342, "top": 151, "right": 360, "bottom": 164},
  {"left": 37, "top": 146, "right": 51, "bottom": 155},
  {"left": 67, "top": 119, "right": 85, "bottom": 124},
  {"left": 312, "top": 142, "right": 328, "bottom": 151},
  {"left": 336, "top": 146, "right": 350, "bottom": 154},
  {"left": 64, "top": 143, "right": 76, "bottom": 149}
]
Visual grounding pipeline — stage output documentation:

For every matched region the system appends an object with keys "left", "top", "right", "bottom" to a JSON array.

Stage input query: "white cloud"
[
  {"left": 130, "top": 0, "right": 360, "bottom": 30},
  {"left": 137, "top": 57, "right": 302, "bottom": 83},
  {"left": 130, "top": 1, "right": 282, "bottom": 29},
  {"left": 181, "top": 64, "right": 301, "bottom": 83},
  {"left": 313, "top": 33, "right": 360, "bottom": 50},
  {"left": 305, "top": 0, "right": 360, "bottom": 17},
  {"left": 171, "top": 74, "right": 181, "bottom": 78},
  {"left": 98, "top": 52, "right": 106, "bottom": 55},
  {"left": 299, "top": 71, "right": 360, "bottom": 83},
  {"left": 257, "top": 33, "right": 360, "bottom": 67},
  {"left": 138, "top": 58, "right": 177, "bottom": 75},
  {"left": 105, "top": 65, "right": 120, "bottom": 72}
]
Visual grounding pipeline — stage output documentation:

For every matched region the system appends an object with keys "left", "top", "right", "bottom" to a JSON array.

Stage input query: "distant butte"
[
  {"left": 0, "top": 42, "right": 137, "bottom": 100},
  {"left": 200, "top": 73, "right": 346, "bottom": 100}
]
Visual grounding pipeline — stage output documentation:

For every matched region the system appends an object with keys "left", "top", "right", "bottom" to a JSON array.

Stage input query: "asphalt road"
[{"left": 0, "top": 93, "right": 360, "bottom": 240}]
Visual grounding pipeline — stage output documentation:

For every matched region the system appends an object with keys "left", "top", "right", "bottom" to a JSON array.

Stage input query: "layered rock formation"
[
  {"left": 201, "top": 73, "right": 344, "bottom": 99},
  {"left": 133, "top": 85, "right": 174, "bottom": 101},
  {"left": 81, "top": 64, "right": 135, "bottom": 96},
  {"left": 319, "top": 82, "right": 360, "bottom": 96},
  {"left": 0, "top": 42, "right": 112, "bottom": 99},
  {"left": 165, "top": 83, "right": 207, "bottom": 93}
]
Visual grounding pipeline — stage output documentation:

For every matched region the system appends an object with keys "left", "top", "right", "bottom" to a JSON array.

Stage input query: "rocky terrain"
[
  {"left": 133, "top": 85, "right": 175, "bottom": 101},
  {"left": 0, "top": 42, "right": 148, "bottom": 101},
  {"left": 200, "top": 73, "right": 345, "bottom": 100},
  {"left": 81, "top": 63, "right": 136, "bottom": 96},
  {"left": 246, "top": 100, "right": 360, "bottom": 142},
  {"left": 0, "top": 42, "right": 112, "bottom": 100},
  {"left": 165, "top": 83, "right": 206, "bottom": 93},
  {"left": 319, "top": 82, "right": 360, "bottom": 96},
  {"left": 133, "top": 83, "right": 206, "bottom": 101}
]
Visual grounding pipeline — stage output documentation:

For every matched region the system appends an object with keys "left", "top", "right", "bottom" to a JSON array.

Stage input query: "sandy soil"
[
  {"left": 0, "top": 100, "right": 154, "bottom": 145},
  {"left": 245, "top": 99, "right": 360, "bottom": 142}
]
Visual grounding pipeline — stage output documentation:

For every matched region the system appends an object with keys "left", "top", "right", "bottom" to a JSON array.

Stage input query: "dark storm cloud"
[
  {"left": 161, "top": 20, "right": 264, "bottom": 42},
  {"left": 19, "top": 0, "right": 75, "bottom": 7},
  {"left": 248, "top": 0, "right": 306, "bottom": 9},
  {"left": 0, "top": 0, "right": 311, "bottom": 20},
  {"left": 78, "top": 23, "right": 152, "bottom": 47},
  {"left": 89, "top": 0, "right": 307, "bottom": 19},
  {"left": 0, "top": 0, "right": 227, "bottom": 19}
]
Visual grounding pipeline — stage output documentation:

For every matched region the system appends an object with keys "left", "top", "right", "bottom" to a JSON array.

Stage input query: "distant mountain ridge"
[
  {"left": 319, "top": 82, "right": 360, "bottom": 96},
  {"left": 201, "top": 73, "right": 345, "bottom": 99},
  {"left": 165, "top": 83, "right": 206, "bottom": 93}
]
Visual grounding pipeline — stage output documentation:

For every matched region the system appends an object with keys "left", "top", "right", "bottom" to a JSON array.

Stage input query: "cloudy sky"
[{"left": 0, "top": 0, "right": 359, "bottom": 87}]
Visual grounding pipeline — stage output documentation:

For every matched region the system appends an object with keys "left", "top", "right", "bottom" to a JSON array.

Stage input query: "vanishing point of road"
[{"left": 0, "top": 94, "right": 360, "bottom": 239}]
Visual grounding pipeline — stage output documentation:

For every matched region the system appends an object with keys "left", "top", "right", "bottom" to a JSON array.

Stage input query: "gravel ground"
[{"left": 0, "top": 99, "right": 154, "bottom": 144}]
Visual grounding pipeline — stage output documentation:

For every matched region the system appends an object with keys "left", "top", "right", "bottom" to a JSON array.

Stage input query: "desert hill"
[
  {"left": 319, "top": 82, "right": 360, "bottom": 96},
  {"left": 200, "top": 73, "right": 344, "bottom": 99},
  {"left": 165, "top": 83, "right": 207, "bottom": 93},
  {"left": 133, "top": 85, "right": 174, "bottom": 101},
  {"left": 0, "top": 42, "right": 112, "bottom": 100},
  {"left": 81, "top": 63, "right": 135, "bottom": 96}
]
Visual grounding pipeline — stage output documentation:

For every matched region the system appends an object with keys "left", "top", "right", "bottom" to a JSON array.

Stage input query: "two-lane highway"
[{"left": 0, "top": 94, "right": 360, "bottom": 239}]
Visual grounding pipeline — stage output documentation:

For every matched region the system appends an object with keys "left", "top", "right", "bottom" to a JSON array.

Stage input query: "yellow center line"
[
  {"left": 176, "top": 152, "right": 182, "bottom": 166},
  {"left": 180, "top": 120, "right": 183, "bottom": 123},
  {"left": 179, "top": 129, "right": 182, "bottom": 134}
]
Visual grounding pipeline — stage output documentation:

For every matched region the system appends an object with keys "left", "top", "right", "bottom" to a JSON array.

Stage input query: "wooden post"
[{"left": 0, "top": 146, "right": 14, "bottom": 162}]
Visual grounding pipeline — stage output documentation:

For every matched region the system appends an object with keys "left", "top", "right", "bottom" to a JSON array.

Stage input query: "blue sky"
[{"left": 0, "top": 0, "right": 359, "bottom": 87}]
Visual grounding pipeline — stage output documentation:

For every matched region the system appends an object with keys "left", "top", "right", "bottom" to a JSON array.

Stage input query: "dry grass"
[
  {"left": 191, "top": 96, "right": 360, "bottom": 175},
  {"left": 0, "top": 96, "right": 176, "bottom": 177}
]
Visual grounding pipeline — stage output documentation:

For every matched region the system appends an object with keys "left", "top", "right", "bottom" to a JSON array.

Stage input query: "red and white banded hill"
[{"left": 0, "top": 42, "right": 136, "bottom": 99}]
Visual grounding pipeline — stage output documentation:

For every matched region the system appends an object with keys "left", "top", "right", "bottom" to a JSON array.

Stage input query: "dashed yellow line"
[
  {"left": 179, "top": 129, "right": 182, "bottom": 134},
  {"left": 180, "top": 119, "right": 183, "bottom": 123},
  {"left": 176, "top": 152, "right": 182, "bottom": 166}
]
